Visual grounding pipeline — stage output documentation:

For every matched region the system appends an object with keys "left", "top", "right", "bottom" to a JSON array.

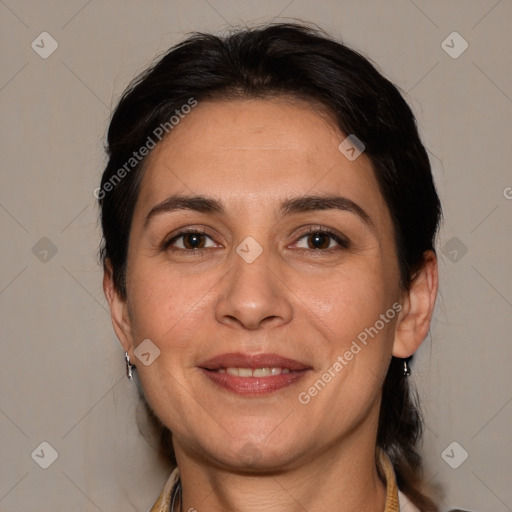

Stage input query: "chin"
[{"left": 201, "top": 437, "right": 302, "bottom": 473}]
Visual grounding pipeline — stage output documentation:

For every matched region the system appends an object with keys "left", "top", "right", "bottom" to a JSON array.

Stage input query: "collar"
[{"left": 150, "top": 450, "right": 402, "bottom": 512}]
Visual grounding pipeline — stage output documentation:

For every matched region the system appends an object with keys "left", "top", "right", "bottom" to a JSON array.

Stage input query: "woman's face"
[{"left": 115, "top": 98, "right": 406, "bottom": 470}]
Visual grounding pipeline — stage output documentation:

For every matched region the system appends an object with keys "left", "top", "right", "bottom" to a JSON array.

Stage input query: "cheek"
[
  {"left": 296, "top": 271, "right": 397, "bottom": 431},
  {"left": 125, "top": 263, "right": 218, "bottom": 425},
  {"left": 126, "top": 257, "right": 219, "bottom": 339},
  {"left": 124, "top": 257, "right": 233, "bottom": 407},
  {"left": 291, "top": 259, "right": 397, "bottom": 396},
  {"left": 290, "top": 256, "right": 395, "bottom": 339}
]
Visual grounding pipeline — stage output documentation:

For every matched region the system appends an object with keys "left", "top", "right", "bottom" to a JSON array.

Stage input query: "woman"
[{"left": 99, "top": 23, "right": 441, "bottom": 511}]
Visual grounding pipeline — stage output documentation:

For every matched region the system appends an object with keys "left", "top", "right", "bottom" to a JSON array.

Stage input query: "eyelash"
[
  {"left": 162, "top": 228, "right": 216, "bottom": 252},
  {"left": 295, "top": 226, "right": 350, "bottom": 251},
  {"left": 162, "top": 226, "right": 350, "bottom": 253}
]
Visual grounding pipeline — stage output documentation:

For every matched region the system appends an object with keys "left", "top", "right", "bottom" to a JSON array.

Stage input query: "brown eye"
[
  {"left": 165, "top": 230, "right": 217, "bottom": 250},
  {"left": 295, "top": 229, "right": 349, "bottom": 251},
  {"left": 307, "top": 232, "right": 331, "bottom": 249},
  {"left": 182, "top": 233, "right": 206, "bottom": 249}
]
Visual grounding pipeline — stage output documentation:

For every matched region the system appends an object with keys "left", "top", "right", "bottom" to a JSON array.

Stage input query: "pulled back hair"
[{"left": 99, "top": 22, "right": 441, "bottom": 511}]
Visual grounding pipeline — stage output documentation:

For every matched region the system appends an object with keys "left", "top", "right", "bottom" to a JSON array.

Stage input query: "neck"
[{"left": 173, "top": 435, "right": 387, "bottom": 512}]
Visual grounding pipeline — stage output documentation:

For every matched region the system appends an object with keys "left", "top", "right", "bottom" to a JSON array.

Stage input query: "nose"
[{"left": 214, "top": 247, "right": 293, "bottom": 330}]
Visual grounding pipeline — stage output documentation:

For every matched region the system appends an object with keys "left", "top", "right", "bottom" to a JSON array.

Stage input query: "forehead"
[{"left": 135, "top": 98, "right": 388, "bottom": 224}]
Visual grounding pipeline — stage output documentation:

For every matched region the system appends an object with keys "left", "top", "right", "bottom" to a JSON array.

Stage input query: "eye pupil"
[
  {"left": 308, "top": 232, "right": 330, "bottom": 249},
  {"left": 183, "top": 233, "right": 205, "bottom": 249}
]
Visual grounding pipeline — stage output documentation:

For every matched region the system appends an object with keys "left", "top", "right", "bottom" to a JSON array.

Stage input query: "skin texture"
[{"left": 104, "top": 98, "right": 438, "bottom": 512}]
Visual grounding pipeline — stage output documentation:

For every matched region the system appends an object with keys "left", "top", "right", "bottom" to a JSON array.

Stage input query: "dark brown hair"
[{"left": 99, "top": 23, "right": 441, "bottom": 510}]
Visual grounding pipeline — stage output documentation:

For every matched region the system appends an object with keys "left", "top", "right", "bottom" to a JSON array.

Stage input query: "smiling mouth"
[
  {"left": 209, "top": 367, "right": 291, "bottom": 377},
  {"left": 198, "top": 352, "right": 311, "bottom": 395}
]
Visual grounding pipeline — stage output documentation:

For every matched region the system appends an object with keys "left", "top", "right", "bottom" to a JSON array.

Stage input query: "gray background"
[{"left": 1, "top": 1, "right": 511, "bottom": 511}]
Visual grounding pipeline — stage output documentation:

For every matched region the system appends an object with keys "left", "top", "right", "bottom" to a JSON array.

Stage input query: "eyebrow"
[
  {"left": 281, "top": 195, "right": 375, "bottom": 232},
  {"left": 144, "top": 195, "right": 223, "bottom": 228},
  {"left": 144, "top": 194, "right": 376, "bottom": 233}
]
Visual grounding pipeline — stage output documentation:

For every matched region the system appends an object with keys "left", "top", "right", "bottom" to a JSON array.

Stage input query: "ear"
[
  {"left": 103, "top": 259, "right": 134, "bottom": 355},
  {"left": 392, "top": 250, "right": 438, "bottom": 358}
]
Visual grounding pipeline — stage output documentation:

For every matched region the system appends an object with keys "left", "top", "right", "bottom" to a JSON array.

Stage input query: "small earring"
[
  {"left": 125, "top": 351, "right": 135, "bottom": 380},
  {"left": 403, "top": 359, "right": 411, "bottom": 377}
]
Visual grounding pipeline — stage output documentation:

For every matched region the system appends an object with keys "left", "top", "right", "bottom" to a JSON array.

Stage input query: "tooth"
[
  {"left": 221, "top": 367, "right": 290, "bottom": 377},
  {"left": 253, "top": 367, "right": 271, "bottom": 377}
]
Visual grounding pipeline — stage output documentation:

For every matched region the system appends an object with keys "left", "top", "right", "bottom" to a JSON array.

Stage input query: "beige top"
[{"left": 150, "top": 450, "right": 419, "bottom": 512}]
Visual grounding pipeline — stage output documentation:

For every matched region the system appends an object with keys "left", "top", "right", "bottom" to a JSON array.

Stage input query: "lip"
[{"left": 198, "top": 352, "right": 312, "bottom": 396}]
